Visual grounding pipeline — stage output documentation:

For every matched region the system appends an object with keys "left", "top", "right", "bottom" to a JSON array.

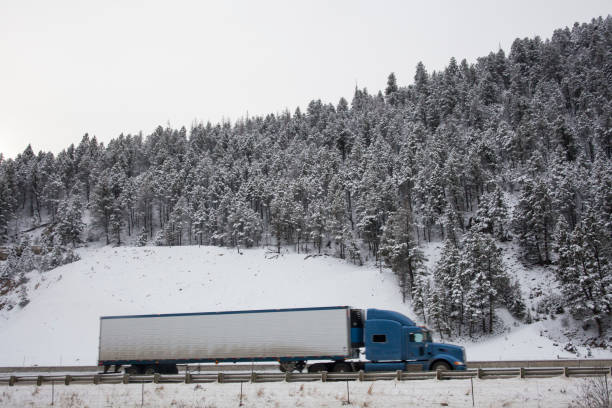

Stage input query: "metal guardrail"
[
  {"left": 3, "top": 359, "right": 612, "bottom": 374},
  {"left": 1, "top": 367, "right": 611, "bottom": 386},
  {"left": 467, "top": 359, "right": 612, "bottom": 368}
]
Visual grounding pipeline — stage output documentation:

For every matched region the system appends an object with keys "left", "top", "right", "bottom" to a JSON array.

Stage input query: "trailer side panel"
[{"left": 99, "top": 307, "right": 351, "bottom": 362}]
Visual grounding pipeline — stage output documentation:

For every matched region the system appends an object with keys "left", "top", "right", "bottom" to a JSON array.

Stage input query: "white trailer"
[{"left": 98, "top": 306, "right": 352, "bottom": 374}]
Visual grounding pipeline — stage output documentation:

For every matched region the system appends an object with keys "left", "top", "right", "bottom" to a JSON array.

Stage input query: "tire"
[
  {"left": 143, "top": 366, "right": 156, "bottom": 375},
  {"left": 430, "top": 361, "right": 451, "bottom": 371},
  {"left": 332, "top": 362, "right": 353, "bottom": 373}
]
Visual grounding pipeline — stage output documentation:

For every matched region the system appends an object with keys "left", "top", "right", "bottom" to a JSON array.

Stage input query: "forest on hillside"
[{"left": 0, "top": 17, "right": 610, "bottom": 339}]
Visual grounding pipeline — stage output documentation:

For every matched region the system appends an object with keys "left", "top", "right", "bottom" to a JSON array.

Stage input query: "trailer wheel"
[
  {"left": 431, "top": 361, "right": 451, "bottom": 371},
  {"left": 332, "top": 362, "right": 352, "bottom": 372}
]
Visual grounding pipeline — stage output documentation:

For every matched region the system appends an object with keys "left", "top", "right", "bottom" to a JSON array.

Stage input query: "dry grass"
[
  {"left": 59, "top": 392, "right": 85, "bottom": 408},
  {"left": 569, "top": 376, "right": 611, "bottom": 408}
]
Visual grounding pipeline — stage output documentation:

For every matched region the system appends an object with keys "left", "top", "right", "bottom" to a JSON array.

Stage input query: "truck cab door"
[
  {"left": 364, "top": 320, "right": 402, "bottom": 361},
  {"left": 404, "top": 328, "right": 426, "bottom": 361}
]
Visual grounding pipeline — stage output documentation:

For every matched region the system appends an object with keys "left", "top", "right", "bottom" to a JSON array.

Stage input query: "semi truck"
[{"left": 98, "top": 306, "right": 466, "bottom": 374}]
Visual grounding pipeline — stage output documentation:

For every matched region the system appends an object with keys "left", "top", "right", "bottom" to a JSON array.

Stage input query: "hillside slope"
[{"left": 1, "top": 244, "right": 609, "bottom": 367}]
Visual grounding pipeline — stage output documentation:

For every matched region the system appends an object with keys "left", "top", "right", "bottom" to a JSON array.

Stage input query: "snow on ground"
[
  {"left": 0, "top": 245, "right": 415, "bottom": 366},
  {"left": 0, "top": 377, "right": 594, "bottom": 407},
  {"left": 0, "top": 244, "right": 610, "bottom": 367}
]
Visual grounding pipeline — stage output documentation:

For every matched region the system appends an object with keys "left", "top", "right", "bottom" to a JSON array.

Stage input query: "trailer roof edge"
[{"left": 100, "top": 305, "right": 351, "bottom": 320}]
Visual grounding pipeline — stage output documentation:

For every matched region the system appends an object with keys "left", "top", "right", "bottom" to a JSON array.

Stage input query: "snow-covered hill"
[{"left": 1, "top": 244, "right": 609, "bottom": 367}]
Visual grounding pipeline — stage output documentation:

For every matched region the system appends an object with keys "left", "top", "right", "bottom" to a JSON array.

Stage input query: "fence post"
[
  {"left": 123, "top": 373, "right": 130, "bottom": 384},
  {"left": 37, "top": 376, "right": 43, "bottom": 386},
  {"left": 436, "top": 370, "right": 442, "bottom": 380},
  {"left": 396, "top": 370, "right": 402, "bottom": 380},
  {"left": 564, "top": 367, "right": 569, "bottom": 377},
  {"left": 239, "top": 382, "right": 244, "bottom": 407},
  {"left": 470, "top": 377, "right": 475, "bottom": 407},
  {"left": 8, "top": 376, "right": 16, "bottom": 386},
  {"left": 217, "top": 372, "right": 224, "bottom": 383},
  {"left": 477, "top": 368, "right": 483, "bottom": 379},
  {"left": 520, "top": 367, "right": 525, "bottom": 379},
  {"left": 153, "top": 373, "right": 160, "bottom": 384},
  {"left": 93, "top": 375, "right": 100, "bottom": 385},
  {"left": 285, "top": 372, "right": 291, "bottom": 382},
  {"left": 64, "top": 375, "right": 71, "bottom": 386},
  {"left": 185, "top": 372, "right": 192, "bottom": 384},
  {"left": 346, "top": 380, "right": 350, "bottom": 405},
  {"left": 605, "top": 372, "right": 610, "bottom": 408},
  {"left": 321, "top": 371, "right": 327, "bottom": 382},
  {"left": 358, "top": 370, "right": 364, "bottom": 381}
]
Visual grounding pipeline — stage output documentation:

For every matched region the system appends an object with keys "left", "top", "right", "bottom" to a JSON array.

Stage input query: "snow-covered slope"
[{"left": 0, "top": 245, "right": 609, "bottom": 366}]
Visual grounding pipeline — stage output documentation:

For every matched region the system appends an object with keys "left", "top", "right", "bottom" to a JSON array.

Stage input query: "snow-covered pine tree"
[
  {"left": 42, "top": 172, "right": 63, "bottom": 222},
  {"left": 426, "top": 286, "right": 451, "bottom": 339},
  {"left": 16, "top": 235, "right": 37, "bottom": 274},
  {"left": 379, "top": 207, "right": 426, "bottom": 302},
  {"left": 512, "top": 177, "right": 556, "bottom": 264},
  {"left": 474, "top": 186, "right": 509, "bottom": 240},
  {"left": 554, "top": 209, "right": 612, "bottom": 336},
  {"left": 136, "top": 227, "right": 148, "bottom": 247},
  {"left": 432, "top": 239, "right": 464, "bottom": 335},
  {"left": 0, "top": 170, "right": 16, "bottom": 243},
  {"left": 90, "top": 167, "right": 124, "bottom": 245},
  {"left": 228, "top": 198, "right": 262, "bottom": 250},
  {"left": 55, "top": 184, "right": 85, "bottom": 247},
  {"left": 461, "top": 232, "right": 509, "bottom": 334},
  {"left": 411, "top": 271, "right": 430, "bottom": 322}
]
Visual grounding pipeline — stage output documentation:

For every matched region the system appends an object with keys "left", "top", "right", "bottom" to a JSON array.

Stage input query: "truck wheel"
[
  {"left": 431, "top": 361, "right": 451, "bottom": 371},
  {"left": 332, "top": 362, "right": 352, "bottom": 372}
]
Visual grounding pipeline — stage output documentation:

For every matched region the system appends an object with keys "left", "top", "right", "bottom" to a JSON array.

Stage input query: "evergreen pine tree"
[
  {"left": 55, "top": 185, "right": 85, "bottom": 247},
  {"left": 379, "top": 208, "right": 426, "bottom": 302},
  {"left": 554, "top": 208, "right": 612, "bottom": 336}
]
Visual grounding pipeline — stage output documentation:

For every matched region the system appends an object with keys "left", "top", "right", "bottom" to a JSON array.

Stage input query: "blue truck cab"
[{"left": 349, "top": 308, "right": 466, "bottom": 372}]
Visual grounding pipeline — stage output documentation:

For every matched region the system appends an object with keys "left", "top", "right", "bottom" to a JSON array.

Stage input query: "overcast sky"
[{"left": 0, "top": 0, "right": 610, "bottom": 158}]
